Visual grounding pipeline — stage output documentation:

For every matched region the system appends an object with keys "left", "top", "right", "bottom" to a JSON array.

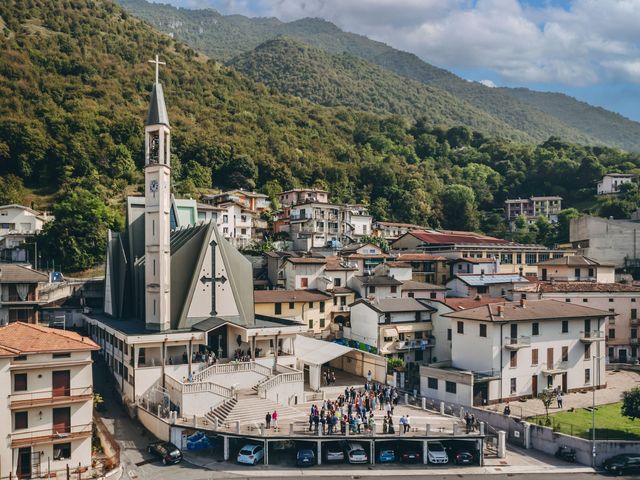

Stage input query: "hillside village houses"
[
  {"left": 0, "top": 204, "right": 54, "bottom": 262},
  {"left": 419, "top": 299, "right": 608, "bottom": 407},
  {"left": 0, "top": 322, "right": 98, "bottom": 479},
  {"left": 503, "top": 196, "right": 563, "bottom": 225},
  {"left": 597, "top": 173, "right": 634, "bottom": 195}
]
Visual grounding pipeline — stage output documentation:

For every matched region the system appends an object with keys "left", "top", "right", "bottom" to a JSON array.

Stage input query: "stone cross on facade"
[
  {"left": 199, "top": 239, "right": 227, "bottom": 316},
  {"left": 148, "top": 54, "right": 166, "bottom": 84}
]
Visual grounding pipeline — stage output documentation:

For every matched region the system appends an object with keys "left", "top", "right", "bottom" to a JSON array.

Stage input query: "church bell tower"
[{"left": 144, "top": 56, "right": 171, "bottom": 331}]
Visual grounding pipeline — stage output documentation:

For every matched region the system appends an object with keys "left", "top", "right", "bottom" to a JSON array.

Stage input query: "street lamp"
[{"left": 592, "top": 354, "right": 604, "bottom": 468}]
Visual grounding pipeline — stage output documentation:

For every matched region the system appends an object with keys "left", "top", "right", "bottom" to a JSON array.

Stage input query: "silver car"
[{"left": 346, "top": 442, "right": 368, "bottom": 464}]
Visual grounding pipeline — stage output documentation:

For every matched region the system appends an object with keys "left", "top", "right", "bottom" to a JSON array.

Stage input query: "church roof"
[{"left": 146, "top": 83, "right": 170, "bottom": 127}]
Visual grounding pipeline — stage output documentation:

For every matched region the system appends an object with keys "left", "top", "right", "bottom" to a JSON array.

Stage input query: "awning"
[
  {"left": 383, "top": 327, "right": 398, "bottom": 337},
  {"left": 294, "top": 335, "right": 359, "bottom": 366},
  {"left": 395, "top": 325, "right": 415, "bottom": 333}
]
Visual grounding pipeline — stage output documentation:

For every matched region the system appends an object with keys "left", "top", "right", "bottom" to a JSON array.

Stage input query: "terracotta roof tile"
[
  {"left": 395, "top": 253, "right": 448, "bottom": 261},
  {"left": 0, "top": 264, "right": 49, "bottom": 283},
  {"left": 444, "top": 296, "right": 505, "bottom": 311},
  {"left": 515, "top": 282, "right": 640, "bottom": 293},
  {"left": 0, "top": 322, "right": 99, "bottom": 354},
  {"left": 254, "top": 289, "right": 331, "bottom": 303},
  {"left": 402, "top": 280, "right": 446, "bottom": 291}
]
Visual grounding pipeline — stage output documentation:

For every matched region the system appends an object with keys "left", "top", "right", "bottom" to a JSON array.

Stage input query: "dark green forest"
[
  {"left": 0, "top": 0, "right": 639, "bottom": 272},
  {"left": 119, "top": 0, "right": 640, "bottom": 152}
]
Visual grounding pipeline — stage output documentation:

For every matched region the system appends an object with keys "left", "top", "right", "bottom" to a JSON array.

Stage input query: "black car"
[
  {"left": 147, "top": 441, "right": 183, "bottom": 465},
  {"left": 602, "top": 454, "right": 640, "bottom": 475},
  {"left": 296, "top": 448, "right": 316, "bottom": 467},
  {"left": 399, "top": 444, "right": 422, "bottom": 463},
  {"left": 452, "top": 450, "right": 475, "bottom": 465}
]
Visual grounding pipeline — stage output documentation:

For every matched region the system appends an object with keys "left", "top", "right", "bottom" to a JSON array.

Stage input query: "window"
[
  {"left": 334, "top": 278, "right": 342, "bottom": 287},
  {"left": 532, "top": 323, "right": 539, "bottom": 336},
  {"left": 289, "top": 302, "right": 294, "bottom": 310},
  {"left": 479, "top": 324, "right": 487, "bottom": 337},
  {"left": 632, "top": 329, "right": 638, "bottom": 339},
  {"left": 585, "top": 368, "right": 591, "bottom": 385},
  {"left": 300, "top": 277, "right": 308, "bottom": 288},
  {"left": 510, "top": 351, "right": 517, "bottom": 368},
  {"left": 609, "top": 328, "right": 616, "bottom": 339},
  {"left": 275, "top": 303, "right": 282, "bottom": 315},
  {"left": 408, "top": 292, "right": 415, "bottom": 298},
  {"left": 477, "top": 286, "right": 488, "bottom": 294},
  {"left": 588, "top": 268, "right": 595, "bottom": 278},
  {"left": 308, "top": 301, "right": 314, "bottom": 308},
  {"left": 223, "top": 214, "right": 228, "bottom": 223},
  {"left": 369, "top": 286, "right": 376, "bottom": 294},
  {"left": 430, "top": 292, "right": 437, "bottom": 299},
  {"left": 320, "top": 317, "right": 325, "bottom": 328},
  {"left": 428, "top": 377, "right": 438, "bottom": 390},
  {"left": 14, "top": 411, "right": 28, "bottom": 430},
  {"left": 457, "top": 321, "right": 464, "bottom": 334},
  {"left": 384, "top": 313, "right": 391, "bottom": 323},
  {"left": 445, "top": 381, "right": 457, "bottom": 394},
  {"left": 584, "top": 343, "right": 591, "bottom": 360},
  {"left": 14, "top": 355, "right": 27, "bottom": 361},
  {"left": 53, "top": 443, "right": 71, "bottom": 461},
  {"left": 390, "top": 286, "right": 397, "bottom": 294},
  {"left": 447, "top": 329, "right": 452, "bottom": 341},
  {"left": 565, "top": 298, "right": 571, "bottom": 303},
  {"left": 241, "top": 228, "right": 247, "bottom": 235},
  {"left": 562, "top": 346, "right": 569, "bottom": 362},
  {"left": 609, "top": 298, "right": 614, "bottom": 303},
  {"left": 138, "top": 348, "right": 146, "bottom": 365},
  {"left": 561, "top": 320, "right": 569, "bottom": 333},
  {"left": 383, "top": 336, "right": 393, "bottom": 342},
  {"left": 583, "top": 298, "right": 588, "bottom": 302},
  {"left": 531, "top": 349, "right": 538, "bottom": 365},
  {"left": 53, "top": 352, "right": 71, "bottom": 359},
  {"left": 14, "top": 373, "right": 27, "bottom": 391},
  {"left": 308, "top": 320, "right": 313, "bottom": 329},
  {"left": 320, "top": 301, "right": 325, "bottom": 313},
  {"left": 510, "top": 378, "right": 517, "bottom": 394},
  {"left": 633, "top": 309, "right": 638, "bottom": 320}
]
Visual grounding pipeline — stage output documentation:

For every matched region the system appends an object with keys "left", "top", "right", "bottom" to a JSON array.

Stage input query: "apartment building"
[
  {"left": 450, "top": 257, "right": 499, "bottom": 276},
  {"left": 535, "top": 255, "right": 615, "bottom": 283},
  {"left": 504, "top": 196, "right": 563, "bottom": 224},
  {"left": 373, "top": 221, "right": 424, "bottom": 240},
  {"left": 446, "top": 273, "right": 530, "bottom": 298},
  {"left": 394, "top": 253, "right": 449, "bottom": 285},
  {"left": 278, "top": 189, "right": 329, "bottom": 207},
  {"left": 0, "top": 205, "right": 53, "bottom": 262},
  {"left": 391, "top": 230, "right": 574, "bottom": 276},
  {"left": 350, "top": 274, "right": 403, "bottom": 300},
  {"left": 340, "top": 243, "right": 388, "bottom": 273},
  {"left": 570, "top": 215, "right": 640, "bottom": 268},
  {"left": 419, "top": 299, "right": 608, "bottom": 407},
  {"left": 0, "top": 264, "right": 52, "bottom": 324},
  {"left": 202, "top": 189, "right": 270, "bottom": 213},
  {"left": 0, "top": 322, "right": 98, "bottom": 479},
  {"left": 197, "top": 200, "right": 256, "bottom": 248},
  {"left": 597, "top": 173, "right": 634, "bottom": 195},
  {"left": 513, "top": 282, "right": 640, "bottom": 364}
]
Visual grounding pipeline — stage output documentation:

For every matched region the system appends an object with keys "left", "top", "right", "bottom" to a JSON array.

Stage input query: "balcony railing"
[
  {"left": 473, "top": 369, "right": 501, "bottom": 382},
  {"left": 632, "top": 338, "right": 639, "bottom": 345},
  {"left": 542, "top": 361, "right": 569, "bottom": 374},
  {"left": 632, "top": 319, "right": 639, "bottom": 327},
  {"left": 11, "top": 423, "right": 92, "bottom": 448},
  {"left": 10, "top": 387, "right": 93, "bottom": 409},
  {"left": 504, "top": 336, "right": 531, "bottom": 350},
  {"left": 394, "top": 337, "right": 435, "bottom": 351},
  {"left": 579, "top": 331, "right": 606, "bottom": 343}
]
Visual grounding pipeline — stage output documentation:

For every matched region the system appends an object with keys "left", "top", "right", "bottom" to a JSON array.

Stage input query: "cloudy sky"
[{"left": 162, "top": 0, "right": 640, "bottom": 121}]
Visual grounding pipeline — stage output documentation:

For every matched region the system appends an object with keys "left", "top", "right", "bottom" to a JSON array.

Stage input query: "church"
[{"left": 84, "top": 59, "right": 384, "bottom": 421}]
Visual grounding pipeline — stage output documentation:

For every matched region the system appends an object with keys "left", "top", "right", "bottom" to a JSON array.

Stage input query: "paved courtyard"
[{"left": 485, "top": 369, "right": 640, "bottom": 418}]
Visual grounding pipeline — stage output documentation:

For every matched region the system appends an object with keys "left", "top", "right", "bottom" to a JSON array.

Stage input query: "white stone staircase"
[{"left": 205, "top": 390, "right": 305, "bottom": 427}]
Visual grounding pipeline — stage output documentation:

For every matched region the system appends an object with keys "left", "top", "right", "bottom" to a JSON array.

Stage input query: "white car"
[
  {"left": 346, "top": 442, "right": 368, "bottom": 464},
  {"left": 427, "top": 442, "right": 449, "bottom": 464},
  {"left": 237, "top": 444, "right": 264, "bottom": 465}
]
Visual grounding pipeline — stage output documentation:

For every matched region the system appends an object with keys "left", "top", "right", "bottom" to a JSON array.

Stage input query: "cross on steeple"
[
  {"left": 148, "top": 54, "right": 166, "bottom": 84},
  {"left": 200, "top": 239, "right": 227, "bottom": 316}
]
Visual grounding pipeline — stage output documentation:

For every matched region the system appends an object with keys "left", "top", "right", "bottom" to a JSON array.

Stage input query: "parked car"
[
  {"left": 346, "top": 443, "right": 368, "bottom": 464},
  {"left": 378, "top": 448, "right": 396, "bottom": 463},
  {"left": 399, "top": 443, "right": 422, "bottom": 463},
  {"left": 147, "top": 442, "right": 183, "bottom": 465},
  {"left": 325, "top": 442, "right": 346, "bottom": 462},
  {"left": 602, "top": 454, "right": 640, "bottom": 475},
  {"left": 296, "top": 448, "right": 316, "bottom": 467},
  {"left": 452, "top": 450, "right": 475, "bottom": 465},
  {"left": 237, "top": 444, "right": 264, "bottom": 465},
  {"left": 426, "top": 442, "right": 449, "bottom": 464}
]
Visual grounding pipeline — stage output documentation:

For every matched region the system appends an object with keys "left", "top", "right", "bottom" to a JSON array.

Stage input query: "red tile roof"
[
  {"left": 0, "top": 322, "right": 99, "bottom": 354},
  {"left": 406, "top": 230, "right": 512, "bottom": 246},
  {"left": 395, "top": 253, "right": 448, "bottom": 261},
  {"left": 444, "top": 296, "right": 505, "bottom": 311}
]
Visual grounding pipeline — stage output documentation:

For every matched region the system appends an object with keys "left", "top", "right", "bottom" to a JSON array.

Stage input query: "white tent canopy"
[{"left": 294, "top": 334, "right": 354, "bottom": 366}]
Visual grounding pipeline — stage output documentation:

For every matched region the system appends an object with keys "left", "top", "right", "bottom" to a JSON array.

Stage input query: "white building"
[
  {"left": 535, "top": 255, "right": 615, "bottom": 283},
  {"left": 450, "top": 258, "right": 498, "bottom": 276},
  {"left": 0, "top": 322, "right": 98, "bottom": 479},
  {"left": 446, "top": 273, "right": 529, "bottom": 298},
  {"left": 373, "top": 221, "right": 423, "bottom": 240},
  {"left": 197, "top": 201, "right": 255, "bottom": 248},
  {"left": 349, "top": 274, "right": 403, "bottom": 300},
  {"left": 420, "top": 299, "right": 608, "bottom": 406},
  {"left": 0, "top": 205, "right": 53, "bottom": 262},
  {"left": 597, "top": 173, "right": 634, "bottom": 195}
]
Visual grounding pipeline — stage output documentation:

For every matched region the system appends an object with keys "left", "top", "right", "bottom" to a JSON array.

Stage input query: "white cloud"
[
  {"left": 478, "top": 79, "right": 497, "bottom": 88},
  {"left": 250, "top": 0, "right": 640, "bottom": 87}
]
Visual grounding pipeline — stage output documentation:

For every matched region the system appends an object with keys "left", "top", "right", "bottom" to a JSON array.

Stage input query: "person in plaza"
[
  {"left": 557, "top": 391, "right": 563, "bottom": 409},
  {"left": 368, "top": 414, "right": 375, "bottom": 433},
  {"left": 265, "top": 411, "right": 271, "bottom": 429},
  {"left": 465, "top": 412, "right": 472, "bottom": 433},
  {"left": 388, "top": 415, "right": 395, "bottom": 434},
  {"left": 367, "top": 369, "right": 372, "bottom": 383},
  {"left": 383, "top": 416, "right": 388, "bottom": 434},
  {"left": 405, "top": 414, "right": 411, "bottom": 433},
  {"left": 272, "top": 410, "right": 278, "bottom": 430},
  {"left": 503, "top": 403, "right": 511, "bottom": 416}
]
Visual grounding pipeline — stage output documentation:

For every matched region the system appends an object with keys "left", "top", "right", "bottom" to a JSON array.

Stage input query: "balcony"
[
  {"left": 504, "top": 336, "right": 531, "bottom": 350},
  {"left": 632, "top": 319, "right": 639, "bottom": 327},
  {"left": 10, "top": 387, "right": 93, "bottom": 409},
  {"left": 394, "top": 337, "right": 435, "bottom": 351},
  {"left": 632, "top": 338, "right": 639, "bottom": 345},
  {"left": 579, "top": 331, "right": 606, "bottom": 343},
  {"left": 542, "top": 361, "right": 569, "bottom": 375},
  {"left": 473, "top": 369, "right": 501, "bottom": 383},
  {"left": 11, "top": 423, "right": 92, "bottom": 448}
]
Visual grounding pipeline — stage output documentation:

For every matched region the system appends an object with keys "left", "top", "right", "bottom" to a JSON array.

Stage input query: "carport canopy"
[{"left": 293, "top": 335, "right": 386, "bottom": 391}]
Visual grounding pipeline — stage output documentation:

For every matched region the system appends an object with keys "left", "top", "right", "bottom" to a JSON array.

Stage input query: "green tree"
[
  {"left": 440, "top": 184, "right": 479, "bottom": 231},
  {"left": 261, "top": 179, "right": 283, "bottom": 210},
  {"left": 0, "top": 174, "right": 27, "bottom": 204},
  {"left": 557, "top": 208, "right": 580, "bottom": 243},
  {"left": 538, "top": 390, "right": 557, "bottom": 420},
  {"left": 359, "top": 235, "right": 390, "bottom": 253},
  {"left": 622, "top": 387, "right": 640, "bottom": 421},
  {"left": 39, "top": 187, "right": 122, "bottom": 272},
  {"left": 184, "top": 160, "right": 212, "bottom": 189},
  {"left": 109, "top": 144, "right": 137, "bottom": 181},
  {"left": 535, "top": 216, "right": 556, "bottom": 247}
]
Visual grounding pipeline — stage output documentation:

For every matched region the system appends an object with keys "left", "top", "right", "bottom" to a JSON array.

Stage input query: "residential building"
[
  {"left": 446, "top": 273, "right": 530, "bottom": 298},
  {"left": 0, "top": 322, "right": 98, "bottom": 479},
  {"left": 373, "top": 261, "right": 413, "bottom": 281},
  {"left": 0, "top": 205, "right": 53, "bottom": 263},
  {"left": 196, "top": 200, "right": 255, "bottom": 248},
  {"left": 283, "top": 257, "right": 327, "bottom": 290},
  {"left": 503, "top": 196, "right": 563, "bottom": 224},
  {"left": 0, "top": 264, "right": 53, "bottom": 324},
  {"left": 254, "top": 290, "right": 332, "bottom": 335},
  {"left": 350, "top": 274, "right": 403, "bottom": 300},
  {"left": 394, "top": 253, "right": 450, "bottom": 285},
  {"left": 420, "top": 299, "right": 608, "bottom": 406},
  {"left": 265, "top": 251, "right": 299, "bottom": 289},
  {"left": 570, "top": 215, "right": 640, "bottom": 268},
  {"left": 535, "top": 255, "right": 615, "bottom": 283},
  {"left": 373, "top": 221, "right": 424, "bottom": 240},
  {"left": 279, "top": 189, "right": 329, "bottom": 207},
  {"left": 202, "top": 189, "right": 270, "bottom": 213},
  {"left": 401, "top": 280, "right": 447, "bottom": 301},
  {"left": 513, "top": 282, "right": 640, "bottom": 364},
  {"left": 347, "top": 298, "right": 436, "bottom": 387},
  {"left": 597, "top": 173, "right": 634, "bottom": 195},
  {"left": 340, "top": 243, "right": 389, "bottom": 273},
  {"left": 391, "top": 230, "right": 574, "bottom": 276},
  {"left": 449, "top": 257, "right": 499, "bottom": 276}
]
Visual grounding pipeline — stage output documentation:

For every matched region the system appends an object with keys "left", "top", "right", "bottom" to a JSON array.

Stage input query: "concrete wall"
[
  {"left": 262, "top": 379, "right": 304, "bottom": 406},
  {"left": 138, "top": 407, "right": 171, "bottom": 441},
  {"left": 348, "top": 303, "right": 380, "bottom": 348},
  {"left": 570, "top": 216, "right": 640, "bottom": 267}
]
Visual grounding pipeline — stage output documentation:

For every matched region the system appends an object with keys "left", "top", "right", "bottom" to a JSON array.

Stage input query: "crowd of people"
[{"left": 306, "top": 375, "right": 401, "bottom": 436}]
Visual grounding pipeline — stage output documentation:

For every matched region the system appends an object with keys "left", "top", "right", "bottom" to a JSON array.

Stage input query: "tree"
[
  {"left": 557, "top": 208, "right": 580, "bottom": 243},
  {"left": 535, "top": 215, "right": 556, "bottom": 247},
  {"left": 440, "top": 184, "right": 479, "bottom": 231},
  {"left": 538, "top": 390, "right": 557, "bottom": 420},
  {"left": 359, "top": 235, "right": 390, "bottom": 253},
  {"left": 184, "top": 160, "right": 212, "bottom": 189},
  {"left": 109, "top": 144, "right": 136, "bottom": 181},
  {"left": 0, "top": 174, "right": 27, "bottom": 205},
  {"left": 622, "top": 387, "right": 640, "bottom": 421}
]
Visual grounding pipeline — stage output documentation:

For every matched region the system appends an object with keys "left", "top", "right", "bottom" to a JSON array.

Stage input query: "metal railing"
[
  {"left": 10, "top": 423, "right": 92, "bottom": 446},
  {"left": 10, "top": 387, "right": 93, "bottom": 407},
  {"left": 192, "top": 360, "right": 272, "bottom": 382},
  {"left": 579, "top": 330, "right": 605, "bottom": 340},
  {"left": 256, "top": 371, "right": 303, "bottom": 397},
  {"left": 543, "top": 361, "right": 569, "bottom": 372},
  {"left": 183, "top": 381, "right": 234, "bottom": 398},
  {"left": 503, "top": 336, "right": 531, "bottom": 348}
]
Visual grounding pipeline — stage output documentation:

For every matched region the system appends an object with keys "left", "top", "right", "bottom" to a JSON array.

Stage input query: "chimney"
[
  {"left": 497, "top": 305, "right": 504, "bottom": 317},
  {"left": 520, "top": 298, "right": 526, "bottom": 308}
]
